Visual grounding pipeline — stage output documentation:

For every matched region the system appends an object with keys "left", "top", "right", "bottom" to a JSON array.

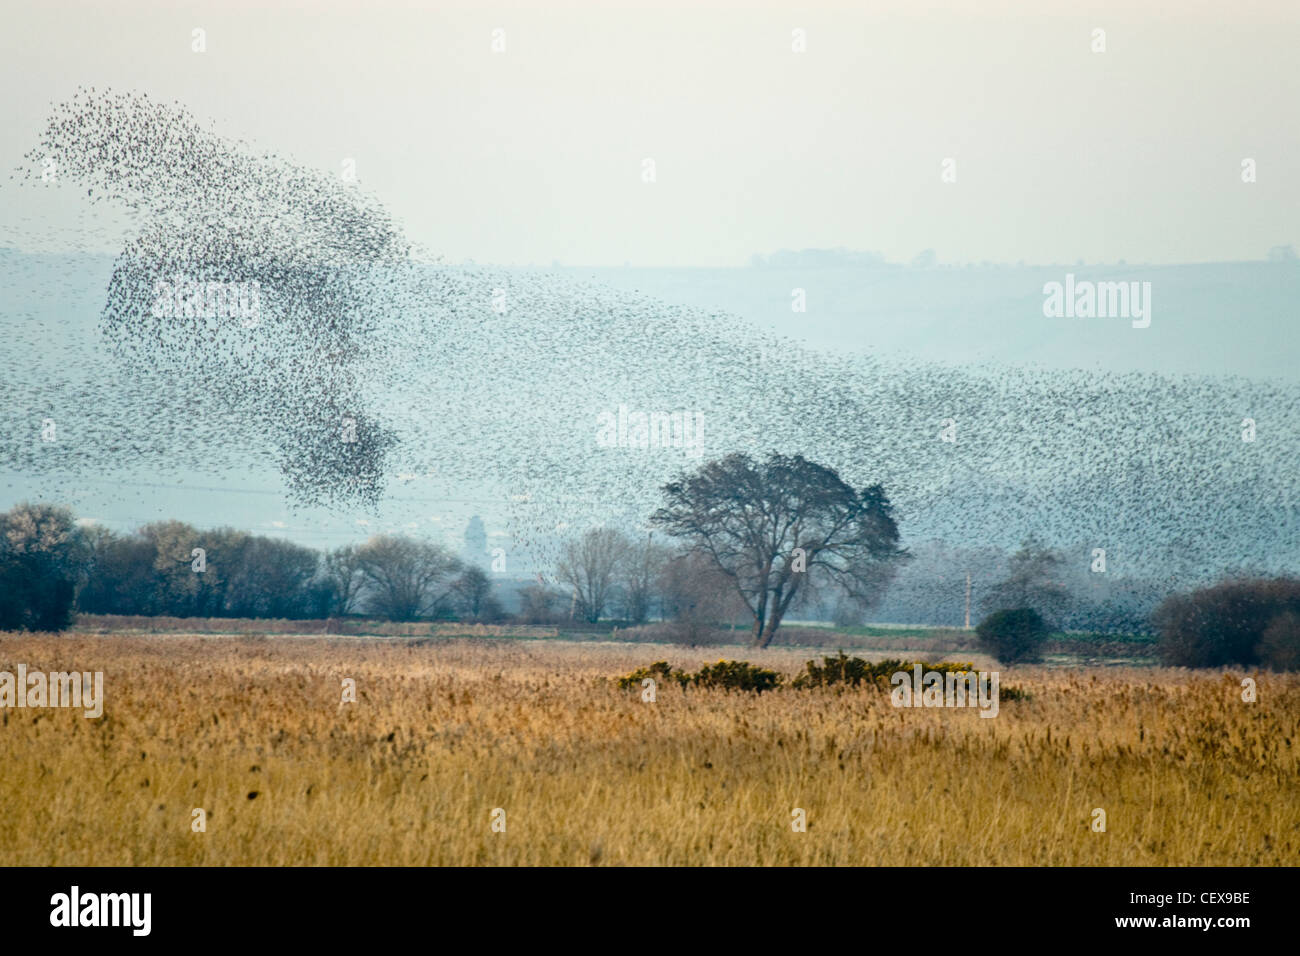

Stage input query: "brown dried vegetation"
[{"left": 0, "top": 634, "right": 1295, "bottom": 865}]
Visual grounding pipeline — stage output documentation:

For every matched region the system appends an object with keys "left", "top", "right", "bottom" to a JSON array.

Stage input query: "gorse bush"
[
  {"left": 1154, "top": 577, "right": 1300, "bottom": 669},
  {"left": 690, "top": 660, "right": 783, "bottom": 693},
  {"left": 790, "top": 652, "right": 1028, "bottom": 701},
  {"left": 791, "top": 651, "right": 978, "bottom": 689},
  {"left": 619, "top": 654, "right": 1026, "bottom": 699},
  {"left": 976, "top": 607, "right": 1048, "bottom": 664},
  {"left": 792, "top": 651, "right": 883, "bottom": 688},
  {"left": 617, "top": 661, "right": 678, "bottom": 690},
  {"left": 617, "top": 660, "right": 781, "bottom": 693}
]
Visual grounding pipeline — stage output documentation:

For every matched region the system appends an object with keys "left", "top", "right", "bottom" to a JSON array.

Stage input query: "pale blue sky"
[{"left": 2, "top": 0, "right": 1297, "bottom": 266}]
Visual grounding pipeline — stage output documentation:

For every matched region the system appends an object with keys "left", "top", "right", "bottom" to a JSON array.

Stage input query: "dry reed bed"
[{"left": 0, "top": 633, "right": 1295, "bottom": 865}]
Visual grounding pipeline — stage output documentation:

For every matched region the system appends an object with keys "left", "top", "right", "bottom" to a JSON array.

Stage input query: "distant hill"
[{"left": 569, "top": 258, "right": 1300, "bottom": 380}]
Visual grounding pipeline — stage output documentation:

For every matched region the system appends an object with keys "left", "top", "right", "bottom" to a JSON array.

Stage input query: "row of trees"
[
  {"left": 554, "top": 529, "right": 1154, "bottom": 640},
  {"left": 0, "top": 455, "right": 1115, "bottom": 643},
  {"left": 1, "top": 453, "right": 910, "bottom": 642},
  {"left": 0, "top": 503, "right": 504, "bottom": 628},
  {"left": 2, "top": 504, "right": 756, "bottom": 634},
  {"left": 10, "top": 450, "right": 1291, "bottom": 666},
  {"left": 525, "top": 532, "right": 747, "bottom": 637}
]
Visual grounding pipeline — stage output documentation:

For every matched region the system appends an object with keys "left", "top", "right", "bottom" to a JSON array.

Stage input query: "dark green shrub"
[
  {"left": 688, "top": 660, "right": 781, "bottom": 693},
  {"left": 791, "top": 651, "right": 882, "bottom": 688},
  {"left": 789, "top": 652, "right": 1026, "bottom": 698},
  {"left": 617, "top": 661, "right": 681, "bottom": 690},
  {"left": 1153, "top": 578, "right": 1300, "bottom": 668},
  {"left": 618, "top": 656, "right": 1026, "bottom": 699},
  {"left": 617, "top": 659, "right": 781, "bottom": 693},
  {"left": 976, "top": 608, "right": 1047, "bottom": 664},
  {"left": 791, "top": 652, "right": 974, "bottom": 688},
  {"left": 1256, "top": 611, "right": 1300, "bottom": 671}
]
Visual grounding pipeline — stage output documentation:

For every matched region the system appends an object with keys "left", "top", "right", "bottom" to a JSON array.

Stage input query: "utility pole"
[
  {"left": 647, "top": 530, "right": 656, "bottom": 623},
  {"left": 964, "top": 571, "right": 972, "bottom": 630}
]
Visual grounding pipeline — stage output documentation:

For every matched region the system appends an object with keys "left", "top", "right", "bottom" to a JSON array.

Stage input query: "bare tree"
[
  {"left": 223, "top": 535, "right": 319, "bottom": 618},
  {"left": 451, "top": 565, "right": 501, "bottom": 621},
  {"left": 555, "top": 528, "right": 631, "bottom": 623},
  {"left": 659, "top": 551, "right": 747, "bottom": 645},
  {"left": 80, "top": 521, "right": 322, "bottom": 619},
  {"left": 516, "top": 581, "right": 565, "bottom": 624},
  {"left": 651, "top": 452, "right": 905, "bottom": 647},
  {"left": 979, "top": 536, "right": 1071, "bottom": 629},
  {"left": 322, "top": 544, "right": 366, "bottom": 616},
  {"left": 618, "top": 534, "right": 673, "bottom": 624},
  {"left": 356, "top": 535, "right": 461, "bottom": 621}
]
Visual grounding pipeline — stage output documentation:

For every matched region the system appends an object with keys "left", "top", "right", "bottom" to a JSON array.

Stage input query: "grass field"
[{"left": 1, "top": 632, "right": 1295, "bottom": 865}]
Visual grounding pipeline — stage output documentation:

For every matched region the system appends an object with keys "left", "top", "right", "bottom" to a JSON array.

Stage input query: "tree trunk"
[{"left": 754, "top": 609, "right": 784, "bottom": 649}]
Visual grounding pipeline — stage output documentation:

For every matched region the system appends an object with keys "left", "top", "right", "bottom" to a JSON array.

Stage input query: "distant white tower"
[{"left": 464, "top": 515, "right": 488, "bottom": 567}]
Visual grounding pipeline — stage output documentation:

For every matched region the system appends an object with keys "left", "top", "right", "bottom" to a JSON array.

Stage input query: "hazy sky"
[{"left": 2, "top": 0, "right": 1297, "bottom": 265}]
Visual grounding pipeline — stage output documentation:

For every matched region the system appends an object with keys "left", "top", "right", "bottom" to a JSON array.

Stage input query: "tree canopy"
[{"left": 651, "top": 452, "right": 905, "bottom": 647}]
